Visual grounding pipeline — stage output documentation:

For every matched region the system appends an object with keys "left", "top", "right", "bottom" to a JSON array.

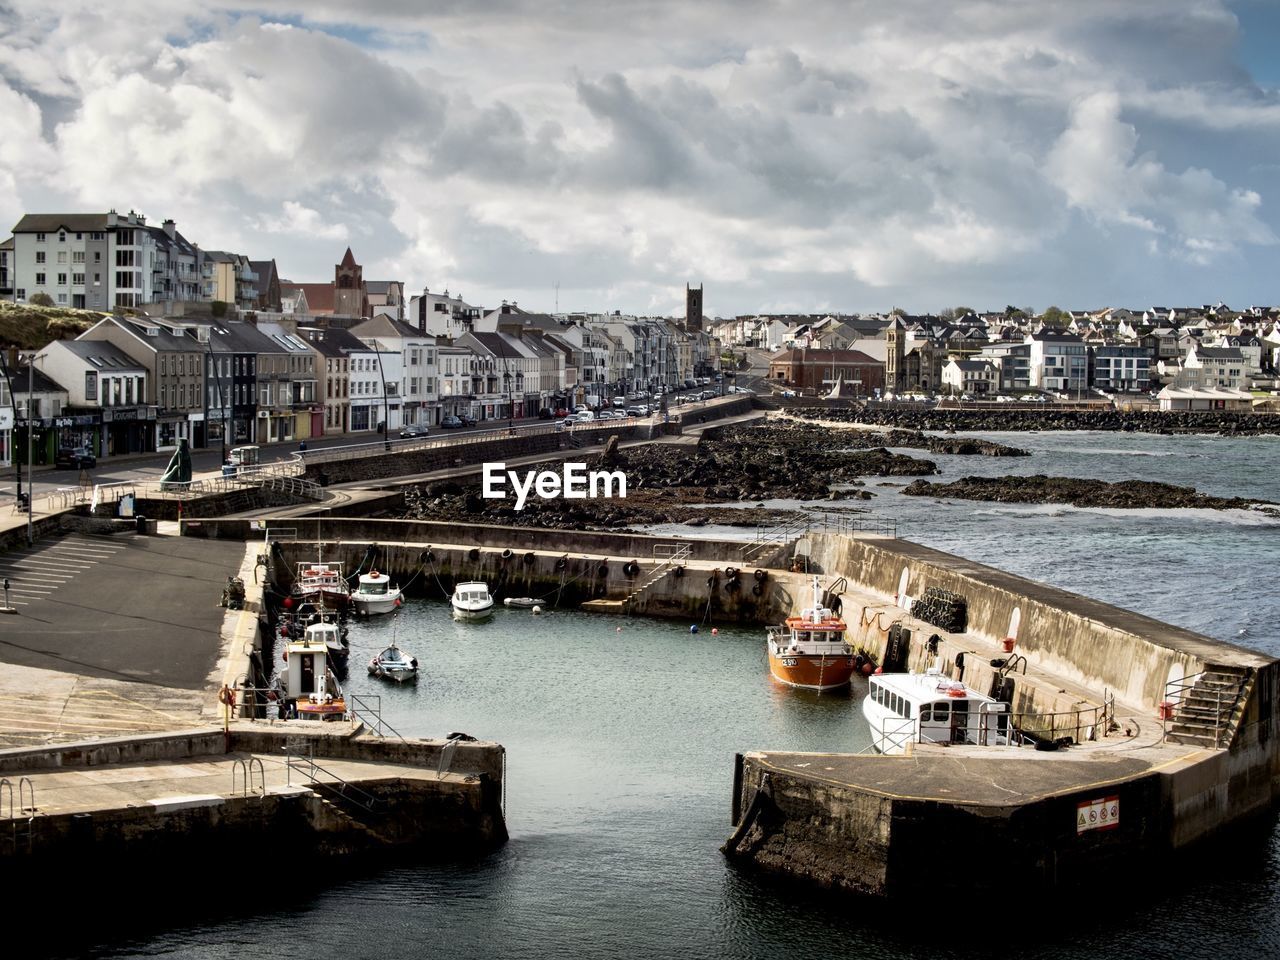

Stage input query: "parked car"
[
  {"left": 1018, "top": 394, "right": 1048, "bottom": 403},
  {"left": 440, "top": 415, "right": 464, "bottom": 429},
  {"left": 399, "top": 424, "right": 429, "bottom": 438},
  {"left": 55, "top": 447, "right": 96, "bottom": 470}
]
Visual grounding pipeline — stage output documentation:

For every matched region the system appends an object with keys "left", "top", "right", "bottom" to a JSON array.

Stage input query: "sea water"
[{"left": 71, "top": 432, "right": 1280, "bottom": 959}]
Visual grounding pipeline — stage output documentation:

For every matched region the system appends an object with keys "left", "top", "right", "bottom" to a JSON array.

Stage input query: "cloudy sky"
[{"left": 1, "top": 0, "right": 1278, "bottom": 318}]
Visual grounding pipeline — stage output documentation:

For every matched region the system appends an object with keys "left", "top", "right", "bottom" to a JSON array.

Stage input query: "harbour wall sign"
[
  {"left": 482, "top": 462, "right": 627, "bottom": 511},
  {"left": 1076, "top": 795, "right": 1120, "bottom": 834}
]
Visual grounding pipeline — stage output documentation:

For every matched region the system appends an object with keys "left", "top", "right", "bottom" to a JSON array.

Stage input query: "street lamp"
[
  {"left": 22, "top": 352, "right": 47, "bottom": 546},
  {"left": 0, "top": 350, "right": 22, "bottom": 508},
  {"left": 204, "top": 329, "right": 227, "bottom": 465},
  {"left": 371, "top": 339, "right": 391, "bottom": 450}
]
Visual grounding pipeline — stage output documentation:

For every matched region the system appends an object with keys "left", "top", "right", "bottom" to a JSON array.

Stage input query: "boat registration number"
[{"left": 781, "top": 658, "right": 798, "bottom": 667}]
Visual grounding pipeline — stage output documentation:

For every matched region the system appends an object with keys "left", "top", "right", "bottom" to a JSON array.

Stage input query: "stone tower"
[
  {"left": 334, "top": 247, "right": 366, "bottom": 317},
  {"left": 885, "top": 315, "right": 905, "bottom": 392},
  {"left": 685, "top": 283, "right": 703, "bottom": 332}
]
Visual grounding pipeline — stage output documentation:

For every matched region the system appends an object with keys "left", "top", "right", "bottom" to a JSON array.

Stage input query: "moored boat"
[
  {"left": 862, "top": 668, "right": 1012, "bottom": 754},
  {"left": 766, "top": 575, "right": 855, "bottom": 691},
  {"left": 279, "top": 633, "right": 346, "bottom": 720},
  {"left": 351, "top": 569, "right": 403, "bottom": 616},
  {"left": 368, "top": 642, "right": 419, "bottom": 683},
  {"left": 293, "top": 560, "right": 350, "bottom": 610},
  {"left": 502, "top": 597, "right": 545, "bottom": 609},
  {"left": 304, "top": 614, "right": 347, "bottom": 667},
  {"left": 451, "top": 581, "right": 494, "bottom": 618}
]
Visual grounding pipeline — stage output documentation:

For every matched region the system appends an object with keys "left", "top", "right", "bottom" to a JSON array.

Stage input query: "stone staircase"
[
  {"left": 1166, "top": 665, "right": 1252, "bottom": 749},
  {"left": 621, "top": 543, "right": 692, "bottom": 614}
]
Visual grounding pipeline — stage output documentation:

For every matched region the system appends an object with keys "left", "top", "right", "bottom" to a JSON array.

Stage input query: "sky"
[{"left": 0, "top": 1, "right": 1277, "bottom": 319}]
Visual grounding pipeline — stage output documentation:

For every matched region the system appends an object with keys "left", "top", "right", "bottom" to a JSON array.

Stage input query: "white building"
[
  {"left": 1027, "top": 331, "right": 1088, "bottom": 395},
  {"left": 9, "top": 210, "right": 199, "bottom": 309},
  {"left": 349, "top": 342, "right": 403, "bottom": 434},
  {"left": 351, "top": 316, "right": 440, "bottom": 427}
]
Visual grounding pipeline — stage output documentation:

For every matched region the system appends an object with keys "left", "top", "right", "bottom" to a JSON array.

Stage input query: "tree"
[
  {"left": 28, "top": 292, "right": 54, "bottom": 307},
  {"left": 1041, "top": 305, "right": 1066, "bottom": 326},
  {"left": 940, "top": 306, "right": 974, "bottom": 321},
  {"left": 890, "top": 306, "right": 908, "bottom": 317}
]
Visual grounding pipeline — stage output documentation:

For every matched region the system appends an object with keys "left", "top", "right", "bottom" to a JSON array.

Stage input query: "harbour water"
[{"left": 68, "top": 432, "right": 1280, "bottom": 958}]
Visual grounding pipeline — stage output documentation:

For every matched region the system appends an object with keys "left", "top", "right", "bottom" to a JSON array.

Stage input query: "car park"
[{"left": 55, "top": 446, "right": 97, "bottom": 470}]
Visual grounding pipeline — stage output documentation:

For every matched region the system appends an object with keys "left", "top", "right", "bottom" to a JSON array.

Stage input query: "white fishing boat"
[
  {"left": 279, "top": 633, "right": 346, "bottom": 720},
  {"left": 862, "top": 668, "right": 1012, "bottom": 754},
  {"left": 502, "top": 596, "right": 544, "bottom": 609},
  {"left": 304, "top": 614, "right": 347, "bottom": 665},
  {"left": 368, "top": 642, "right": 419, "bottom": 683},
  {"left": 451, "top": 581, "right": 494, "bottom": 618},
  {"left": 351, "top": 569, "right": 403, "bottom": 616}
]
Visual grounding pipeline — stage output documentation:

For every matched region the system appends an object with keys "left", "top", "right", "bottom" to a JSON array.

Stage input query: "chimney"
[
  {"left": 106, "top": 209, "right": 118, "bottom": 228},
  {"left": 163, "top": 219, "right": 176, "bottom": 239}
]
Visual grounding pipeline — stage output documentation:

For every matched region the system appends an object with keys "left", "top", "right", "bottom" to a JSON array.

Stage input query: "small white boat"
[
  {"left": 368, "top": 642, "right": 419, "bottom": 683},
  {"left": 451, "top": 581, "right": 494, "bottom": 618},
  {"left": 503, "top": 597, "right": 545, "bottom": 609},
  {"left": 351, "top": 569, "right": 403, "bottom": 616},
  {"left": 862, "top": 668, "right": 1013, "bottom": 754}
]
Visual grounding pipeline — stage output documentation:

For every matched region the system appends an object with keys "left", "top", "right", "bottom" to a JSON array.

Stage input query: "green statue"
[{"left": 159, "top": 437, "right": 192, "bottom": 489}]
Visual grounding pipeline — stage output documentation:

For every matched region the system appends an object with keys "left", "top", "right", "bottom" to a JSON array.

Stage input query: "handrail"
[
  {"left": 348, "top": 693, "right": 406, "bottom": 740},
  {"left": 0, "top": 778, "right": 12, "bottom": 820},
  {"left": 17, "top": 776, "right": 34, "bottom": 815},
  {"left": 231, "top": 757, "right": 266, "bottom": 797}
]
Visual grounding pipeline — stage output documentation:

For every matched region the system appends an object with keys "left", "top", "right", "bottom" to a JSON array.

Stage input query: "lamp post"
[
  {"left": 23, "top": 352, "right": 47, "bottom": 546},
  {"left": 0, "top": 350, "right": 21, "bottom": 508},
  {"left": 371, "top": 339, "right": 391, "bottom": 450},
  {"left": 204, "top": 330, "right": 227, "bottom": 465}
]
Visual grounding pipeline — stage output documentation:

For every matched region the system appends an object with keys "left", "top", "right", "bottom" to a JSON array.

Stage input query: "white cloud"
[{"left": 0, "top": 0, "right": 1277, "bottom": 313}]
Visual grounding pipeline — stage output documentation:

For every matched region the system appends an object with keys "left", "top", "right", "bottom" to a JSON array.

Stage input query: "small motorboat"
[
  {"left": 368, "top": 642, "right": 419, "bottom": 683},
  {"left": 351, "top": 569, "right": 403, "bottom": 616},
  {"left": 503, "top": 597, "right": 545, "bottom": 609},
  {"left": 451, "top": 581, "right": 494, "bottom": 618}
]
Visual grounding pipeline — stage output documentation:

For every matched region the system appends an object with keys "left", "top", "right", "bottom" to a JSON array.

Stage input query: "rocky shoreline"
[
  {"left": 790, "top": 405, "right": 1280, "bottom": 435},
  {"left": 398, "top": 421, "right": 938, "bottom": 530},
  {"left": 901, "top": 475, "right": 1278, "bottom": 512}
]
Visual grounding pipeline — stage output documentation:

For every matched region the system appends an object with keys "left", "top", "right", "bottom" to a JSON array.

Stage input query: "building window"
[
  {"left": 35, "top": 251, "right": 45, "bottom": 264},
  {"left": 35, "top": 272, "right": 45, "bottom": 285},
  {"left": 85, "top": 372, "right": 97, "bottom": 401},
  {"left": 58, "top": 232, "right": 65, "bottom": 242},
  {"left": 35, "top": 232, "right": 45, "bottom": 241},
  {"left": 57, "top": 273, "right": 67, "bottom": 285},
  {"left": 57, "top": 251, "right": 66, "bottom": 264},
  {"left": 57, "top": 293, "right": 66, "bottom": 303}
]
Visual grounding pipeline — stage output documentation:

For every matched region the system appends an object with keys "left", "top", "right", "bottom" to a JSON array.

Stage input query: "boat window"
[
  {"left": 920, "top": 705, "right": 932, "bottom": 722},
  {"left": 931, "top": 701, "right": 949, "bottom": 721},
  {"left": 366, "top": 582, "right": 387, "bottom": 595}
]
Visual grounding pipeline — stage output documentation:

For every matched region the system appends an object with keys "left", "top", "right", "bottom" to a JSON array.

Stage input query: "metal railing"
[
  {"left": 283, "top": 740, "right": 380, "bottom": 815},
  {"left": 348, "top": 693, "right": 406, "bottom": 739},
  {"left": 1160, "top": 669, "right": 1246, "bottom": 748},
  {"left": 1011, "top": 700, "right": 1111, "bottom": 745}
]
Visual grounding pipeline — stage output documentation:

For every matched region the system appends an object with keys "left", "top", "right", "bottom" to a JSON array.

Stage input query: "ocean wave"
[{"left": 961, "top": 503, "right": 1280, "bottom": 526}]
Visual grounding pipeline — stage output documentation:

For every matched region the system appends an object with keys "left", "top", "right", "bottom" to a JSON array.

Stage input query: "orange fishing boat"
[{"left": 766, "top": 575, "right": 855, "bottom": 691}]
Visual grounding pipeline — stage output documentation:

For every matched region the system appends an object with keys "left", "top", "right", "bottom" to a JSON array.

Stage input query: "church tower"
[
  {"left": 685, "top": 283, "right": 703, "bottom": 332},
  {"left": 886, "top": 315, "right": 905, "bottom": 392},
  {"left": 334, "top": 247, "right": 367, "bottom": 317}
]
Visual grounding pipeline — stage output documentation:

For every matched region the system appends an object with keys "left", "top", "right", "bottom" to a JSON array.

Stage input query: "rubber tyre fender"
[
  {"left": 501, "top": 548, "right": 514, "bottom": 561},
  {"left": 468, "top": 547, "right": 481, "bottom": 561},
  {"left": 753, "top": 569, "right": 768, "bottom": 583},
  {"left": 524, "top": 552, "right": 536, "bottom": 565}
]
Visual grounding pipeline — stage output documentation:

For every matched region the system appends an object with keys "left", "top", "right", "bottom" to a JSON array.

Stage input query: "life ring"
[
  {"left": 218, "top": 685, "right": 237, "bottom": 707},
  {"left": 370, "top": 569, "right": 380, "bottom": 578},
  {"left": 524, "top": 552, "right": 535, "bottom": 565},
  {"left": 469, "top": 547, "right": 481, "bottom": 561},
  {"left": 753, "top": 569, "right": 768, "bottom": 583},
  {"left": 502, "top": 549, "right": 513, "bottom": 560}
]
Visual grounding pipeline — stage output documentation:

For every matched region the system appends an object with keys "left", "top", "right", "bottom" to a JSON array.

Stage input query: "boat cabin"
[
  {"left": 767, "top": 611, "right": 849, "bottom": 656},
  {"left": 454, "top": 584, "right": 491, "bottom": 604},
  {"left": 863, "top": 670, "right": 1011, "bottom": 754},
  {"left": 357, "top": 572, "right": 391, "bottom": 596},
  {"left": 296, "top": 562, "right": 345, "bottom": 591}
]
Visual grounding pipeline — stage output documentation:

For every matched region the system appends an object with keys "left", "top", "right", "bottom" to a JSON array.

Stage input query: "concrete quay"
[
  {"left": 0, "top": 725, "right": 507, "bottom": 891},
  {"left": 724, "top": 532, "right": 1280, "bottom": 898}
]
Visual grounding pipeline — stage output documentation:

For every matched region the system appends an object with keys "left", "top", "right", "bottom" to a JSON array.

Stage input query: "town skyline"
[{"left": 2, "top": 1, "right": 1279, "bottom": 317}]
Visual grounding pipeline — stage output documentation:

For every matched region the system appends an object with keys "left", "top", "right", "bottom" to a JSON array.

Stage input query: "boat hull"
[
  {"left": 768, "top": 651, "right": 856, "bottom": 691},
  {"left": 452, "top": 602, "right": 494, "bottom": 618},
  {"left": 353, "top": 593, "right": 401, "bottom": 616},
  {"left": 293, "top": 588, "right": 350, "bottom": 610}
]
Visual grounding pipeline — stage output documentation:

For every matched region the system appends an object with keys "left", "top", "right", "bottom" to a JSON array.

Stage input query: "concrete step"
[{"left": 1166, "top": 730, "right": 1221, "bottom": 747}]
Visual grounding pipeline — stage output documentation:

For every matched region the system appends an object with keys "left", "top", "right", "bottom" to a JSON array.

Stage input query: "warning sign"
[{"left": 1076, "top": 795, "right": 1120, "bottom": 834}]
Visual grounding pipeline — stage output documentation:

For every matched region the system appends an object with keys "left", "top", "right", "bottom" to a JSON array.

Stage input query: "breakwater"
[{"left": 793, "top": 405, "right": 1280, "bottom": 434}]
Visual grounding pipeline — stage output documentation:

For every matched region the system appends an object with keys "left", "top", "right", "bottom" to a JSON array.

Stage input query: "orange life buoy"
[
  {"left": 218, "top": 685, "right": 237, "bottom": 707},
  {"left": 370, "top": 570, "right": 379, "bottom": 578}
]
